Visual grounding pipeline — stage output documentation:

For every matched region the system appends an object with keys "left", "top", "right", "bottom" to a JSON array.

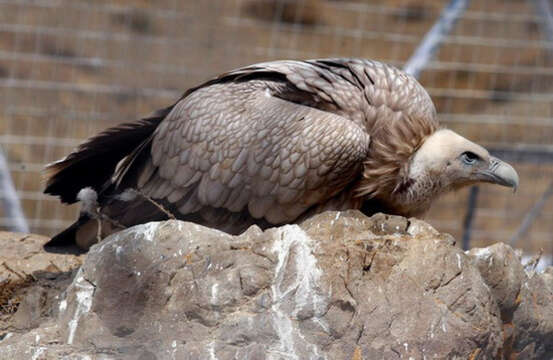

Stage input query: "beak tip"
[
  {"left": 482, "top": 157, "right": 519, "bottom": 192},
  {"left": 507, "top": 174, "right": 519, "bottom": 194},
  {"left": 508, "top": 174, "right": 519, "bottom": 194}
]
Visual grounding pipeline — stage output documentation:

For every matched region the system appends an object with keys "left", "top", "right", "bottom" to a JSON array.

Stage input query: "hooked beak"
[{"left": 477, "top": 157, "right": 519, "bottom": 192}]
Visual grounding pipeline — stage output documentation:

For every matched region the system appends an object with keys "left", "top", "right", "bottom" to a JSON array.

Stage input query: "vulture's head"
[
  {"left": 362, "top": 127, "right": 519, "bottom": 217},
  {"left": 409, "top": 129, "right": 518, "bottom": 192}
]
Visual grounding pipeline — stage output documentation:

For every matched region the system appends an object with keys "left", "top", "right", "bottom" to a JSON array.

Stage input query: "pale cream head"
[
  {"left": 383, "top": 129, "right": 520, "bottom": 217},
  {"left": 409, "top": 129, "right": 519, "bottom": 190}
]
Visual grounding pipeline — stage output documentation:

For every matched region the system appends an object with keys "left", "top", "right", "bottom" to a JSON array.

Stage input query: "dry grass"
[{"left": 0, "top": 270, "right": 34, "bottom": 321}]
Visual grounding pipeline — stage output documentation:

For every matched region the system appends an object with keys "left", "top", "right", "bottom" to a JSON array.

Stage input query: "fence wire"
[{"left": 0, "top": 0, "right": 552, "bottom": 259}]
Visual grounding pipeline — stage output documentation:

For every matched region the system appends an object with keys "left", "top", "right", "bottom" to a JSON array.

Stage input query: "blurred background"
[{"left": 0, "top": 0, "right": 552, "bottom": 261}]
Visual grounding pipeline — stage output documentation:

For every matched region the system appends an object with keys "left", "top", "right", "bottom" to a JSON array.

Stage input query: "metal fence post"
[
  {"left": 403, "top": 0, "right": 470, "bottom": 78},
  {"left": 0, "top": 148, "right": 29, "bottom": 233}
]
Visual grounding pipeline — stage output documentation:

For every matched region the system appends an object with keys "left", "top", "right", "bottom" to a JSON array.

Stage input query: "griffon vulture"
[{"left": 44, "top": 58, "right": 519, "bottom": 250}]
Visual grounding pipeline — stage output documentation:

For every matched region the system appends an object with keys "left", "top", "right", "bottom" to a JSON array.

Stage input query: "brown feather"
[{"left": 358, "top": 111, "right": 438, "bottom": 200}]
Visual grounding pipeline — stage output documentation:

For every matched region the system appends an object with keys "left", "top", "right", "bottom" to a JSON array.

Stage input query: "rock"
[
  {"left": 0, "top": 212, "right": 552, "bottom": 359},
  {"left": 510, "top": 266, "right": 553, "bottom": 358},
  {"left": 468, "top": 243, "right": 525, "bottom": 320},
  {"left": 0, "top": 232, "right": 84, "bottom": 334},
  {"left": 468, "top": 244, "right": 553, "bottom": 359}
]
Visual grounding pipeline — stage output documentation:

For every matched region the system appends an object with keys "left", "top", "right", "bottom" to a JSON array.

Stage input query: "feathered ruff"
[{"left": 357, "top": 113, "right": 439, "bottom": 199}]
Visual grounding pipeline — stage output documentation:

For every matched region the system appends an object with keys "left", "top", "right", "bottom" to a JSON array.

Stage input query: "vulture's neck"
[{"left": 378, "top": 170, "right": 448, "bottom": 218}]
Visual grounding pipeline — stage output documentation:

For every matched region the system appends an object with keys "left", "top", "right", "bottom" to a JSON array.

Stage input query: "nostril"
[{"left": 489, "top": 159, "right": 500, "bottom": 171}]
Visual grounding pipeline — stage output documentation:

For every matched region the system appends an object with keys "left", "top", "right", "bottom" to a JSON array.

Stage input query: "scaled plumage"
[{"left": 44, "top": 58, "right": 519, "bottom": 250}]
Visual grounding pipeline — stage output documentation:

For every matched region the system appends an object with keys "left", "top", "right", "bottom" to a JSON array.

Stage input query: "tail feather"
[
  {"left": 44, "top": 215, "right": 89, "bottom": 249},
  {"left": 44, "top": 215, "right": 109, "bottom": 252},
  {"left": 44, "top": 104, "right": 176, "bottom": 250},
  {"left": 44, "top": 105, "right": 173, "bottom": 204}
]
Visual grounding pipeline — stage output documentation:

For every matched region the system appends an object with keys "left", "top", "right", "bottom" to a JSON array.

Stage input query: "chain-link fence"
[{"left": 1, "top": 0, "right": 552, "bottom": 261}]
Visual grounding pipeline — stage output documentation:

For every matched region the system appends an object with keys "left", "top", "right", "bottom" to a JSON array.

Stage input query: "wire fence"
[{"left": 0, "top": 0, "right": 552, "bottom": 261}]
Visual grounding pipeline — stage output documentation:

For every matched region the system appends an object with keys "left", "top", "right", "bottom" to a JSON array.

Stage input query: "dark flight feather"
[{"left": 44, "top": 105, "right": 174, "bottom": 204}]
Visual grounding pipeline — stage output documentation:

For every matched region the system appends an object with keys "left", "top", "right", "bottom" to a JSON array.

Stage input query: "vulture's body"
[{"left": 44, "top": 59, "right": 518, "bottom": 250}]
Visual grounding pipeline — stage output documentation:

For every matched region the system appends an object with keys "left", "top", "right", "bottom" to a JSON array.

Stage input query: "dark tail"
[
  {"left": 43, "top": 105, "right": 175, "bottom": 250},
  {"left": 43, "top": 215, "right": 89, "bottom": 251},
  {"left": 44, "top": 105, "right": 173, "bottom": 204}
]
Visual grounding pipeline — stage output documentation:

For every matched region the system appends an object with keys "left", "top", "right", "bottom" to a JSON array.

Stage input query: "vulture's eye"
[{"left": 461, "top": 151, "right": 479, "bottom": 165}]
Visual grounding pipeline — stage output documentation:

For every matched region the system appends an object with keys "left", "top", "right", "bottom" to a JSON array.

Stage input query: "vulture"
[{"left": 43, "top": 58, "right": 519, "bottom": 250}]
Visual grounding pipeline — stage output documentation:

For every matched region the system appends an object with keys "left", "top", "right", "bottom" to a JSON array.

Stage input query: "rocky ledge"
[{"left": 0, "top": 211, "right": 552, "bottom": 359}]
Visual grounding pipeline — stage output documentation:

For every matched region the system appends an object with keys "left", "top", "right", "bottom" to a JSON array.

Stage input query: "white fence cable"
[
  {"left": 510, "top": 181, "right": 553, "bottom": 246},
  {"left": 0, "top": 148, "right": 29, "bottom": 232},
  {"left": 403, "top": 0, "right": 470, "bottom": 78},
  {"left": 532, "top": 0, "right": 553, "bottom": 43}
]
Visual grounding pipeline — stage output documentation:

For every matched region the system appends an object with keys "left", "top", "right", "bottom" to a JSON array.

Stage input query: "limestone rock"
[
  {"left": 0, "top": 212, "right": 552, "bottom": 359},
  {"left": 468, "top": 244, "right": 553, "bottom": 359},
  {"left": 0, "top": 231, "right": 83, "bottom": 333}
]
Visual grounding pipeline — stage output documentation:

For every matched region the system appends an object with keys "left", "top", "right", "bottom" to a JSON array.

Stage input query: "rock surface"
[
  {"left": 0, "top": 232, "right": 83, "bottom": 332},
  {"left": 0, "top": 211, "right": 552, "bottom": 359}
]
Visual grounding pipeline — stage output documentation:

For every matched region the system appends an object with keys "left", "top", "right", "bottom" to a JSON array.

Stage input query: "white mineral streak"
[
  {"left": 470, "top": 247, "right": 494, "bottom": 267},
  {"left": 30, "top": 346, "right": 46, "bottom": 360},
  {"left": 66, "top": 272, "right": 95, "bottom": 345},
  {"left": 471, "top": 247, "right": 491, "bottom": 258},
  {"left": 208, "top": 341, "right": 218, "bottom": 360},
  {"left": 115, "top": 245, "right": 123, "bottom": 261},
  {"left": 406, "top": 219, "right": 438, "bottom": 237},
  {"left": 456, "top": 253, "right": 462, "bottom": 270},
  {"left": 210, "top": 283, "right": 219, "bottom": 306},
  {"left": 127, "top": 222, "right": 160, "bottom": 242},
  {"left": 268, "top": 225, "right": 328, "bottom": 360}
]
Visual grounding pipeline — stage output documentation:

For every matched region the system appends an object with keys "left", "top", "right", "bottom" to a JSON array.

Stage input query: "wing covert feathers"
[{"left": 146, "top": 83, "right": 371, "bottom": 225}]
